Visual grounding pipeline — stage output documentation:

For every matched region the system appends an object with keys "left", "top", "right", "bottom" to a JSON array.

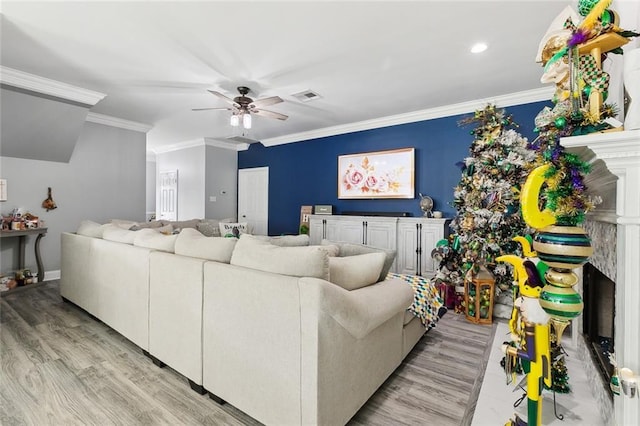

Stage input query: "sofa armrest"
[{"left": 299, "top": 277, "right": 413, "bottom": 339}]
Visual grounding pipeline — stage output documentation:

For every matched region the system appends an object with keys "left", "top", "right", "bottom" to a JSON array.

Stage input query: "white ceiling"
[{"left": 0, "top": 1, "right": 625, "bottom": 152}]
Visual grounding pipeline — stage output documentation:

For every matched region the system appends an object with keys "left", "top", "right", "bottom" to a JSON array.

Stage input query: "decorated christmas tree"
[{"left": 432, "top": 105, "right": 536, "bottom": 316}]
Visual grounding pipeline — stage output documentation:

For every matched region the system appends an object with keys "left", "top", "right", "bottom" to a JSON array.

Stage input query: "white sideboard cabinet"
[{"left": 309, "top": 214, "right": 450, "bottom": 276}]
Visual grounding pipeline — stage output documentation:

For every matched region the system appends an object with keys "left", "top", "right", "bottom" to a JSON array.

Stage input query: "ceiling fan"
[{"left": 193, "top": 86, "right": 288, "bottom": 128}]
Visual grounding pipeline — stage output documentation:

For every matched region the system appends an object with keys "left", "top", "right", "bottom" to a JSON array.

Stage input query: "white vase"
[{"left": 624, "top": 48, "right": 640, "bottom": 130}]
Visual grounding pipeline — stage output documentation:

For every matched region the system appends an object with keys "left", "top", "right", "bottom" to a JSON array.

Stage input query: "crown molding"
[
  {"left": 151, "top": 137, "right": 249, "bottom": 155},
  {"left": 204, "top": 137, "right": 250, "bottom": 151},
  {"left": 86, "top": 112, "right": 152, "bottom": 133},
  {"left": 0, "top": 66, "right": 106, "bottom": 106},
  {"left": 261, "top": 87, "right": 555, "bottom": 147}
]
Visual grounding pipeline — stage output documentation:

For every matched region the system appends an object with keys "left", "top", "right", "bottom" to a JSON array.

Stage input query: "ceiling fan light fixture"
[
  {"left": 470, "top": 42, "right": 488, "bottom": 54},
  {"left": 230, "top": 114, "right": 240, "bottom": 127},
  {"left": 243, "top": 112, "right": 252, "bottom": 129}
]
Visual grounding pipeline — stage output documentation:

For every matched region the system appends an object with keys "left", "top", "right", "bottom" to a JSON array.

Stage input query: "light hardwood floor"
[{"left": 0, "top": 281, "right": 496, "bottom": 425}]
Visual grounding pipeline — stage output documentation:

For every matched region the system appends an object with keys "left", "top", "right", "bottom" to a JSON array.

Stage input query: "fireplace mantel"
[{"left": 561, "top": 129, "right": 640, "bottom": 426}]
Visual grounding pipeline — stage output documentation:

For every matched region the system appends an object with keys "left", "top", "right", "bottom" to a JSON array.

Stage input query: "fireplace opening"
[{"left": 582, "top": 262, "right": 615, "bottom": 396}]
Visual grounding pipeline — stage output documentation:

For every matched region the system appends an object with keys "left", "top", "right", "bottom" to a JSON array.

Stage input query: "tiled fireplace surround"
[{"left": 561, "top": 129, "right": 640, "bottom": 426}]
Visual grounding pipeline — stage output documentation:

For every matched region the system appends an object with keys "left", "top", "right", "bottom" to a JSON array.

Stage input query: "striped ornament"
[
  {"left": 533, "top": 225, "right": 593, "bottom": 270},
  {"left": 539, "top": 284, "right": 584, "bottom": 321}
]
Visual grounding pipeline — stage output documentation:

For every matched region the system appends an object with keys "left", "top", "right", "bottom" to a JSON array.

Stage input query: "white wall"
[
  {"left": 146, "top": 159, "right": 156, "bottom": 220},
  {"left": 205, "top": 145, "right": 238, "bottom": 220},
  {"left": 1, "top": 121, "right": 147, "bottom": 277}
]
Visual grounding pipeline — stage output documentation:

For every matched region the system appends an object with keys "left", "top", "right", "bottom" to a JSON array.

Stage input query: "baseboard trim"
[{"left": 44, "top": 270, "right": 61, "bottom": 281}]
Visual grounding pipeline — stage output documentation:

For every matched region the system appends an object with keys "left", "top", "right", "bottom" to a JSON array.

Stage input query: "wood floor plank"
[{"left": 1, "top": 281, "right": 496, "bottom": 425}]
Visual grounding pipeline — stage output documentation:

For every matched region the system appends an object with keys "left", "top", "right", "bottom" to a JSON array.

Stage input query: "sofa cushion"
[
  {"left": 219, "top": 222, "right": 250, "bottom": 238},
  {"left": 231, "top": 234, "right": 329, "bottom": 279},
  {"left": 133, "top": 228, "right": 178, "bottom": 252},
  {"left": 110, "top": 219, "right": 139, "bottom": 230},
  {"left": 253, "top": 234, "right": 310, "bottom": 247},
  {"left": 102, "top": 224, "right": 137, "bottom": 244},
  {"left": 328, "top": 252, "right": 386, "bottom": 290},
  {"left": 322, "top": 239, "right": 396, "bottom": 282},
  {"left": 175, "top": 228, "right": 237, "bottom": 263},
  {"left": 76, "top": 220, "right": 107, "bottom": 238}
]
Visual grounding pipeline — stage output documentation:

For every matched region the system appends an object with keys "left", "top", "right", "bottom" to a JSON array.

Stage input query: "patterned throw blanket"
[{"left": 387, "top": 272, "right": 445, "bottom": 330}]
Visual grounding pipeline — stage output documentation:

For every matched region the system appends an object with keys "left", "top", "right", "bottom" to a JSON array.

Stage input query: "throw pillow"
[
  {"left": 219, "top": 222, "right": 250, "bottom": 238},
  {"left": 328, "top": 252, "right": 386, "bottom": 290},
  {"left": 175, "top": 228, "right": 237, "bottom": 263},
  {"left": 230, "top": 234, "right": 329, "bottom": 279},
  {"left": 133, "top": 228, "right": 178, "bottom": 252},
  {"left": 321, "top": 239, "right": 396, "bottom": 282},
  {"left": 196, "top": 219, "right": 221, "bottom": 237},
  {"left": 76, "top": 220, "right": 107, "bottom": 238}
]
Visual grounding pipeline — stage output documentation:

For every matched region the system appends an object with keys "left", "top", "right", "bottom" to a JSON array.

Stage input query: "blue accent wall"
[{"left": 239, "top": 101, "right": 549, "bottom": 235}]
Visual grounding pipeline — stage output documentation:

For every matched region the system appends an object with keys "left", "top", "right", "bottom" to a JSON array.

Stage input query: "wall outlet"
[{"left": 209, "top": 196, "right": 216, "bottom": 202}]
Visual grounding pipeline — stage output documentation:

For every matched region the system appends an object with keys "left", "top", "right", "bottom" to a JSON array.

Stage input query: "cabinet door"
[
  {"left": 324, "top": 218, "right": 342, "bottom": 242},
  {"left": 396, "top": 222, "right": 419, "bottom": 275},
  {"left": 365, "top": 219, "right": 397, "bottom": 250},
  {"left": 420, "top": 223, "right": 443, "bottom": 276},
  {"left": 338, "top": 219, "right": 365, "bottom": 244},
  {"left": 309, "top": 217, "right": 324, "bottom": 245}
]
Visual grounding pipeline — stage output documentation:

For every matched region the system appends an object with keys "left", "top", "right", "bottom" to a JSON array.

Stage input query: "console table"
[{"left": 0, "top": 227, "right": 47, "bottom": 283}]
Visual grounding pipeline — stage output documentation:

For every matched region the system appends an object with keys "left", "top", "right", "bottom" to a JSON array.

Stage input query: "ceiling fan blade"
[
  {"left": 253, "top": 109, "right": 288, "bottom": 121},
  {"left": 207, "top": 90, "right": 236, "bottom": 104},
  {"left": 192, "top": 107, "right": 232, "bottom": 111},
  {"left": 250, "top": 96, "right": 283, "bottom": 108}
]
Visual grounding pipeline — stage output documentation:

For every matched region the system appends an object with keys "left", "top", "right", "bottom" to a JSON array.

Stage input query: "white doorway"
[
  {"left": 159, "top": 170, "right": 178, "bottom": 221},
  {"left": 238, "top": 167, "right": 269, "bottom": 235}
]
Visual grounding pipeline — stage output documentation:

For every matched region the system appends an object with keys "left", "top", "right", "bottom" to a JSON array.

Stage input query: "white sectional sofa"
[{"left": 60, "top": 220, "right": 433, "bottom": 426}]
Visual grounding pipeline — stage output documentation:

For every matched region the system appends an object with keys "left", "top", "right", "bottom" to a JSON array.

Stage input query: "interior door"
[
  {"left": 238, "top": 167, "right": 269, "bottom": 235},
  {"left": 158, "top": 170, "right": 178, "bottom": 221}
]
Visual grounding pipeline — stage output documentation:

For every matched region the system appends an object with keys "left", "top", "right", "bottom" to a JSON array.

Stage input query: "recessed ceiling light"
[{"left": 471, "top": 43, "right": 488, "bottom": 54}]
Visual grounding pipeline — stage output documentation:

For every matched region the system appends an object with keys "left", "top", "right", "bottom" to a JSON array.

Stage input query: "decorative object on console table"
[
  {"left": 299, "top": 205, "right": 312, "bottom": 234},
  {"left": 418, "top": 193, "right": 433, "bottom": 217},
  {"left": 314, "top": 205, "right": 333, "bottom": 215},
  {"left": 338, "top": 148, "right": 414, "bottom": 199}
]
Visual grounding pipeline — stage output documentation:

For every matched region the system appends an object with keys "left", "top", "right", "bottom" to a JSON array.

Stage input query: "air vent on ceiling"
[{"left": 292, "top": 90, "right": 322, "bottom": 102}]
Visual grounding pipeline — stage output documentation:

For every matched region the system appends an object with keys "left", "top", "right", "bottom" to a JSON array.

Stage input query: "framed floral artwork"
[{"left": 338, "top": 148, "right": 415, "bottom": 199}]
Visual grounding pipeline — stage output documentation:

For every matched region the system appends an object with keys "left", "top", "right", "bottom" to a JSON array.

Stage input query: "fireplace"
[
  {"left": 561, "top": 129, "right": 640, "bottom": 426},
  {"left": 583, "top": 262, "right": 616, "bottom": 394}
]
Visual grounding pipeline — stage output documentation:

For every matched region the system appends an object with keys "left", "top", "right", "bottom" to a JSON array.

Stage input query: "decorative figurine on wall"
[{"left": 42, "top": 187, "right": 57, "bottom": 211}]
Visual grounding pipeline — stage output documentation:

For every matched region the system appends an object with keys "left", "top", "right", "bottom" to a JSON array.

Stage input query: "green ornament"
[
  {"left": 453, "top": 236, "right": 461, "bottom": 251},
  {"left": 555, "top": 116, "right": 567, "bottom": 129},
  {"left": 533, "top": 127, "right": 539, "bottom": 133},
  {"left": 583, "top": 86, "right": 591, "bottom": 98}
]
